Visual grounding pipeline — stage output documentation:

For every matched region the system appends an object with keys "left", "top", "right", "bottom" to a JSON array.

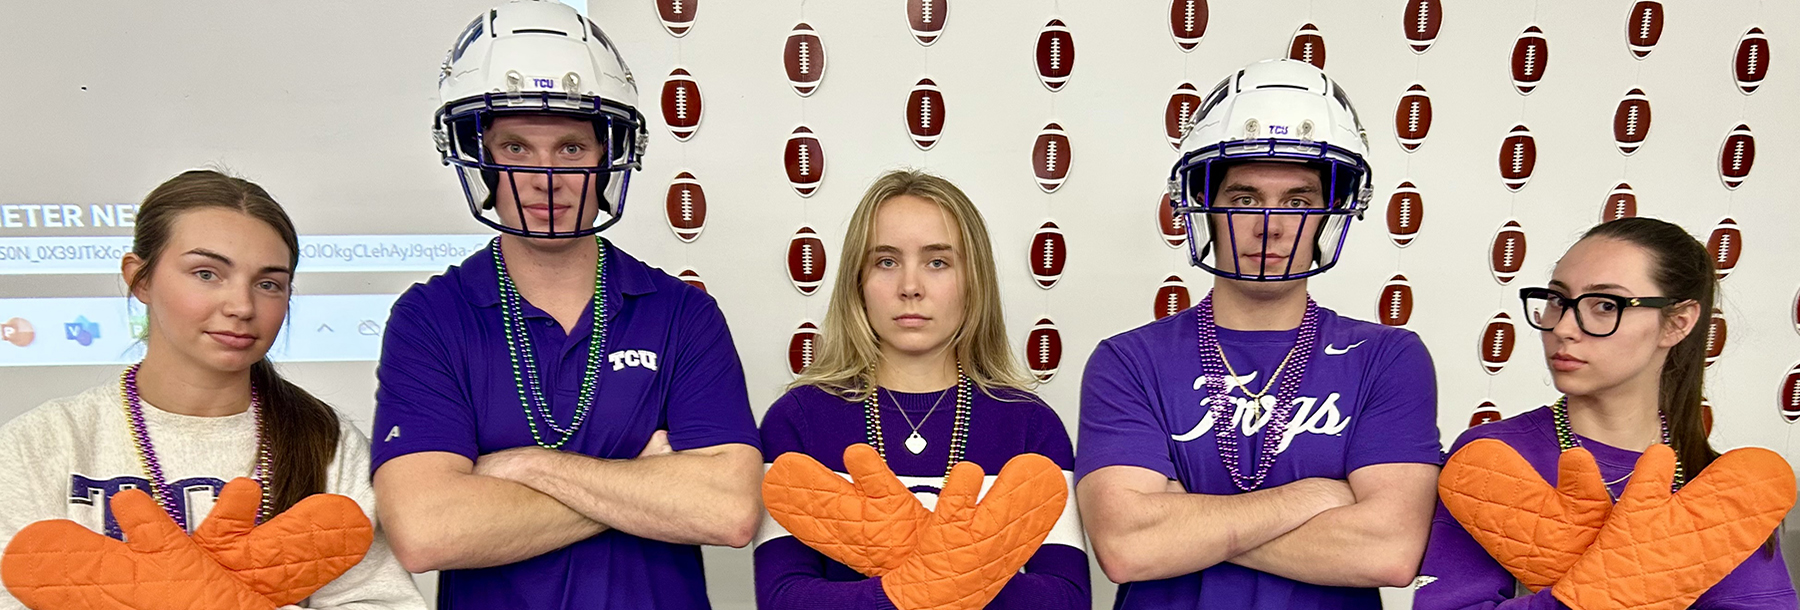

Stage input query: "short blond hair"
[{"left": 792, "top": 169, "right": 1035, "bottom": 400}]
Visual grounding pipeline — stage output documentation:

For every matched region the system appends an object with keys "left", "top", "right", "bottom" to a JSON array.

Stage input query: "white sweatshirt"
[{"left": 0, "top": 383, "right": 427, "bottom": 610}]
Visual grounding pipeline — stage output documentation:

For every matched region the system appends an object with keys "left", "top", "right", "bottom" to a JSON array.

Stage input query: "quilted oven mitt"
[
  {"left": 763, "top": 444, "right": 932, "bottom": 577},
  {"left": 190, "top": 479, "right": 374, "bottom": 607},
  {"left": 1439, "top": 438, "right": 1613, "bottom": 591},
  {"left": 1553, "top": 445, "right": 1795, "bottom": 610},
  {"left": 879, "top": 454, "right": 1068, "bottom": 610},
  {"left": 3, "top": 478, "right": 374, "bottom": 610}
]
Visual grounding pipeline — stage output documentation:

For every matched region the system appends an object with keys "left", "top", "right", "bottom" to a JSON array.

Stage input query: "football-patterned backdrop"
[{"left": 0, "top": 0, "right": 1794, "bottom": 608}]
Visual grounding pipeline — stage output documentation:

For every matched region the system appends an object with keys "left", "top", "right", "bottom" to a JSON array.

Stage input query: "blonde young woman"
[{"left": 753, "top": 169, "right": 1089, "bottom": 609}]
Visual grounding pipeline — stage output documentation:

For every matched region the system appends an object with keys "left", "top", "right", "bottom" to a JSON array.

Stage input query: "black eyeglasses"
[{"left": 1518, "top": 287, "right": 1684, "bottom": 337}]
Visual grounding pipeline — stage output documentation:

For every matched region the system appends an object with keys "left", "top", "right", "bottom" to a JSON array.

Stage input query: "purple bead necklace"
[
  {"left": 1195, "top": 291, "right": 1321, "bottom": 491},
  {"left": 121, "top": 363, "right": 272, "bottom": 530}
]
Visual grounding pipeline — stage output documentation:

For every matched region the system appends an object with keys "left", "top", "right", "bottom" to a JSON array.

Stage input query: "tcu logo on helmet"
[{"left": 610, "top": 349, "right": 660, "bottom": 371}]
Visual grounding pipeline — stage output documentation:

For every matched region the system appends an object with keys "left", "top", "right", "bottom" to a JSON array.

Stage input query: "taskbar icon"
[{"left": 1, "top": 317, "right": 33, "bottom": 347}]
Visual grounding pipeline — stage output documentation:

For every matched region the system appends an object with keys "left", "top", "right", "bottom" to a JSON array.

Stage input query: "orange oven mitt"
[
  {"left": 878, "top": 454, "right": 1068, "bottom": 610},
  {"left": 1553, "top": 445, "right": 1795, "bottom": 610},
  {"left": 763, "top": 444, "right": 932, "bottom": 577},
  {"left": 1439, "top": 438, "right": 1613, "bottom": 590},
  {"left": 3, "top": 478, "right": 374, "bottom": 610}
]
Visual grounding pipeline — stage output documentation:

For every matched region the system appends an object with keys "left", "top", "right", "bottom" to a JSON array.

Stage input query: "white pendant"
[{"left": 905, "top": 431, "right": 928, "bottom": 454}]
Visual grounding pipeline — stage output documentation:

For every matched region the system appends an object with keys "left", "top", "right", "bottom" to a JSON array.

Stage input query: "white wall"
[{"left": 0, "top": 1, "right": 1795, "bottom": 608}]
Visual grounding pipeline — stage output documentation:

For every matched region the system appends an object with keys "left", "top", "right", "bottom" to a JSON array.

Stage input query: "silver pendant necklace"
[{"left": 884, "top": 386, "right": 952, "bottom": 454}]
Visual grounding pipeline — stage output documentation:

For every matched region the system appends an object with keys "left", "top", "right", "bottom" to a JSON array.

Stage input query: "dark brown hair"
[
  {"left": 129, "top": 169, "right": 341, "bottom": 518},
  {"left": 1581, "top": 218, "right": 1718, "bottom": 477}
]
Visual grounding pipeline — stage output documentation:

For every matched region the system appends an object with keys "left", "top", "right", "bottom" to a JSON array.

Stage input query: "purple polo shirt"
[
  {"left": 371, "top": 239, "right": 760, "bottom": 610},
  {"left": 1416, "top": 407, "right": 1797, "bottom": 610},
  {"left": 1076, "top": 304, "right": 1440, "bottom": 610}
]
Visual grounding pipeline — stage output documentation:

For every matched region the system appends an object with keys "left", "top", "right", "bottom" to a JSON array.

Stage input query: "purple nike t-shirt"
[
  {"left": 1416, "top": 407, "right": 1797, "bottom": 610},
  {"left": 371, "top": 241, "right": 760, "bottom": 610},
  {"left": 1077, "top": 304, "right": 1440, "bottom": 610}
]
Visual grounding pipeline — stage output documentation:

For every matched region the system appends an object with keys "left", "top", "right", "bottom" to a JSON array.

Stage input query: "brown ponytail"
[
  {"left": 131, "top": 170, "right": 341, "bottom": 517},
  {"left": 1581, "top": 218, "right": 1718, "bottom": 475}
]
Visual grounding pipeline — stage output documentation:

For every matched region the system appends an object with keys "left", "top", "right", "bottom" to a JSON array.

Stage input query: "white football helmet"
[
  {"left": 434, "top": 0, "right": 648, "bottom": 238},
  {"left": 1168, "top": 59, "right": 1373, "bottom": 281}
]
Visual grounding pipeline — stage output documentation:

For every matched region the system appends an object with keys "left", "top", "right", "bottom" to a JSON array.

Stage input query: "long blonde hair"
[{"left": 792, "top": 169, "right": 1035, "bottom": 400}]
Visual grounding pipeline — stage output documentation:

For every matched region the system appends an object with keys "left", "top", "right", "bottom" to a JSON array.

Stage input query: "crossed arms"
[
  {"left": 374, "top": 431, "right": 761, "bottom": 573},
  {"left": 1077, "top": 461, "right": 1439, "bottom": 588}
]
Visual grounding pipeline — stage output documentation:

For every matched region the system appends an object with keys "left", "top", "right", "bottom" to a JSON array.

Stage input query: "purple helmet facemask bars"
[
  {"left": 450, "top": 91, "right": 638, "bottom": 240},
  {"left": 1174, "top": 137, "right": 1364, "bottom": 282}
]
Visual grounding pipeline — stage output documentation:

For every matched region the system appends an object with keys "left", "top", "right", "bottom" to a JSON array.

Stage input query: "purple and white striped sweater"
[{"left": 754, "top": 384, "right": 1090, "bottom": 610}]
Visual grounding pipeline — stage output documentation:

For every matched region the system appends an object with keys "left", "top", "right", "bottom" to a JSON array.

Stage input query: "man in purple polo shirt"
[
  {"left": 1076, "top": 59, "right": 1441, "bottom": 609},
  {"left": 369, "top": 3, "right": 761, "bottom": 609}
]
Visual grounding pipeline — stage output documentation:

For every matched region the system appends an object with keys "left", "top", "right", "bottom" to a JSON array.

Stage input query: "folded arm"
[
  {"left": 373, "top": 450, "right": 606, "bottom": 572},
  {"left": 1226, "top": 462, "right": 1440, "bottom": 588},
  {"left": 1077, "top": 464, "right": 1353, "bottom": 583},
  {"left": 478, "top": 438, "right": 762, "bottom": 549}
]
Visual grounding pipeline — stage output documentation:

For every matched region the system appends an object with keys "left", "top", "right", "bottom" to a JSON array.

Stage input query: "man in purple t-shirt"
[
  {"left": 369, "top": 3, "right": 762, "bottom": 609},
  {"left": 1076, "top": 59, "right": 1442, "bottom": 609}
]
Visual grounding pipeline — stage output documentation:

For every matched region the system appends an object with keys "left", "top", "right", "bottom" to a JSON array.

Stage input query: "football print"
[
  {"left": 1736, "top": 27, "right": 1769, "bottom": 94},
  {"left": 1158, "top": 191, "right": 1187, "bottom": 248},
  {"left": 1719, "top": 124, "right": 1755, "bottom": 189},
  {"left": 784, "top": 23, "right": 826, "bottom": 97},
  {"left": 1490, "top": 220, "right": 1527, "bottom": 285},
  {"left": 1166, "top": 82, "right": 1202, "bottom": 150},
  {"left": 1029, "top": 222, "right": 1067, "bottom": 289},
  {"left": 906, "top": 78, "right": 946, "bottom": 151},
  {"left": 1706, "top": 217, "right": 1741, "bottom": 280},
  {"left": 1511, "top": 26, "right": 1549, "bottom": 95},
  {"left": 1170, "top": 0, "right": 1208, "bottom": 51},
  {"left": 789, "top": 321, "right": 819, "bottom": 377},
  {"left": 1603, "top": 183, "right": 1637, "bottom": 222},
  {"left": 1626, "top": 1, "right": 1663, "bottom": 59},
  {"left": 907, "top": 0, "right": 947, "bottom": 46},
  {"left": 786, "top": 126, "right": 825, "bottom": 197},
  {"left": 1026, "top": 318, "right": 1062, "bottom": 382},
  {"left": 787, "top": 226, "right": 827, "bottom": 296},
  {"left": 1155, "top": 275, "right": 1191, "bottom": 320},
  {"left": 655, "top": 0, "right": 698, "bottom": 37},
  {"left": 1387, "top": 182, "right": 1424, "bottom": 247},
  {"left": 1782, "top": 361, "right": 1800, "bottom": 423},
  {"left": 1379, "top": 274, "right": 1413, "bottom": 327},
  {"left": 1499, "top": 124, "right": 1536, "bottom": 191},
  {"left": 1036, "top": 19, "right": 1075, "bottom": 92},
  {"left": 664, "top": 171, "right": 706, "bottom": 243},
  {"left": 1395, "top": 83, "right": 1432, "bottom": 152},
  {"left": 677, "top": 268, "right": 706, "bottom": 293},
  {"left": 661, "top": 68, "right": 702, "bottom": 142},
  {"left": 1705, "top": 307, "right": 1727, "bottom": 367},
  {"left": 1470, "top": 401, "right": 1502, "bottom": 428},
  {"left": 1404, "top": 0, "right": 1441, "bottom": 54},
  {"left": 1479, "top": 312, "right": 1516, "bottom": 375},
  {"left": 1032, "top": 123, "right": 1072, "bottom": 193},
  {"left": 1613, "top": 88, "right": 1652, "bottom": 156},
  {"left": 1288, "top": 23, "right": 1326, "bottom": 70}
]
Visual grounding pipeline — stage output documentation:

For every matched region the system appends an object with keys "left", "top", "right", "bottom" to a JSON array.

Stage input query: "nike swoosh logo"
[{"left": 1324, "top": 340, "right": 1366, "bottom": 355}]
